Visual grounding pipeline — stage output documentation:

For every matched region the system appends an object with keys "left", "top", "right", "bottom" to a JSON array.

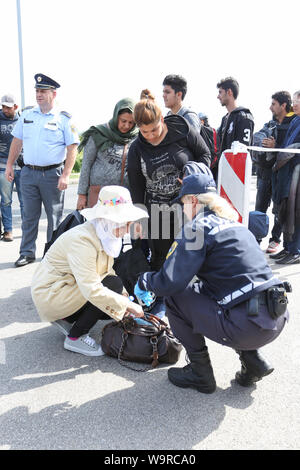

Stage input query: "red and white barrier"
[{"left": 217, "top": 142, "right": 252, "bottom": 226}]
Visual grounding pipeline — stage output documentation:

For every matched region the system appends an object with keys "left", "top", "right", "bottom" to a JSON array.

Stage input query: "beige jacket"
[{"left": 31, "top": 221, "right": 130, "bottom": 322}]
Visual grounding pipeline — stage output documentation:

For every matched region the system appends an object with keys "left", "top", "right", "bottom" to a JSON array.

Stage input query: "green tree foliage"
[{"left": 72, "top": 134, "right": 84, "bottom": 173}]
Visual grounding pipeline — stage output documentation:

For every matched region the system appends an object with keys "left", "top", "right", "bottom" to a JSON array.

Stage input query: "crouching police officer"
[{"left": 134, "top": 174, "right": 290, "bottom": 393}]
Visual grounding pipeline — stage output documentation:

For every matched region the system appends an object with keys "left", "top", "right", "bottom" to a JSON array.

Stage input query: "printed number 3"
[{"left": 243, "top": 129, "right": 251, "bottom": 142}]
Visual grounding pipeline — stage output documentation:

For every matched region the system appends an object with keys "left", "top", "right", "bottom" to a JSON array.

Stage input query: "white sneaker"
[{"left": 64, "top": 334, "right": 105, "bottom": 356}]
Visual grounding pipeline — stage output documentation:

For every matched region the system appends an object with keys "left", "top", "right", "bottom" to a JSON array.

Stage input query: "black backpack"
[
  {"left": 43, "top": 210, "right": 85, "bottom": 257},
  {"left": 182, "top": 110, "right": 219, "bottom": 169},
  {"left": 113, "top": 239, "right": 151, "bottom": 297},
  {"left": 200, "top": 125, "right": 219, "bottom": 170}
]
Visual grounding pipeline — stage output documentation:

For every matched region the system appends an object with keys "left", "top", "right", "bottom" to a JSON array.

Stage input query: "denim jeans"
[
  {"left": 255, "top": 176, "right": 282, "bottom": 243},
  {"left": 286, "top": 224, "right": 300, "bottom": 254},
  {"left": 0, "top": 168, "right": 24, "bottom": 232},
  {"left": 255, "top": 175, "right": 272, "bottom": 214}
]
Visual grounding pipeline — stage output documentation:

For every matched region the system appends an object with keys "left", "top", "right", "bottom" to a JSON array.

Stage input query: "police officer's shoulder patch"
[
  {"left": 21, "top": 106, "right": 34, "bottom": 112},
  {"left": 166, "top": 241, "right": 178, "bottom": 259},
  {"left": 60, "top": 111, "right": 72, "bottom": 119}
]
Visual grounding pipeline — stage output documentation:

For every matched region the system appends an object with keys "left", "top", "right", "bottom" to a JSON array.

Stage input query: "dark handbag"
[{"left": 100, "top": 314, "right": 182, "bottom": 371}]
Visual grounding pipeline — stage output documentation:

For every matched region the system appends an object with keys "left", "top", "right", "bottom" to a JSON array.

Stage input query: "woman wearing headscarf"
[
  {"left": 77, "top": 98, "right": 138, "bottom": 209},
  {"left": 31, "top": 186, "right": 148, "bottom": 356}
]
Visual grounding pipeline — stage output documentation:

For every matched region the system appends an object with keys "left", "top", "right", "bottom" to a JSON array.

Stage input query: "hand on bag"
[
  {"left": 77, "top": 194, "right": 88, "bottom": 210},
  {"left": 134, "top": 282, "right": 153, "bottom": 307},
  {"left": 125, "top": 302, "right": 144, "bottom": 318}
]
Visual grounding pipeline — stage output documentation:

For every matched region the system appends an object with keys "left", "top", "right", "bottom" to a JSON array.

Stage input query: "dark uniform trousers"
[
  {"left": 164, "top": 284, "right": 287, "bottom": 354},
  {"left": 20, "top": 166, "right": 65, "bottom": 256}
]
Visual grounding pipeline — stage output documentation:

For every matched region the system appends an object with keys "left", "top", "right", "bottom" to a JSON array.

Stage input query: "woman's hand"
[
  {"left": 125, "top": 302, "right": 144, "bottom": 318},
  {"left": 77, "top": 194, "right": 88, "bottom": 210},
  {"left": 132, "top": 222, "right": 144, "bottom": 239}
]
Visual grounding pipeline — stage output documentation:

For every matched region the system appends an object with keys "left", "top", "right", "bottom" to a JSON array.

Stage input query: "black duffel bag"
[{"left": 101, "top": 314, "right": 182, "bottom": 371}]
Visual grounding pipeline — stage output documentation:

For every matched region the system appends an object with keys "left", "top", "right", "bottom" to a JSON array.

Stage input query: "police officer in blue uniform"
[
  {"left": 5, "top": 74, "right": 79, "bottom": 267},
  {"left": 135, "top": 174, "right": 290, "bottom": 393}
]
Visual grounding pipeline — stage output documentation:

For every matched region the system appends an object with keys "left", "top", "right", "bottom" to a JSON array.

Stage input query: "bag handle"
[
  {"left": 117, "top": 331, "right": 158, "bottom": 372},
  {"left": 120, "top": 143, "right": 128, "bottom": 185},
  {"left": 144, "top": 314, "right": 168, "bottom": 329}
]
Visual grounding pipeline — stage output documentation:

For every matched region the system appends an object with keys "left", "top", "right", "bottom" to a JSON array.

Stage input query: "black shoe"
[
  {"left": 1, "top": 231, "right": 13, "bottom": 242},
  {"left": 235, "top": 350, "right": 274, "bottom": 387},
  {"left": 15, "top": 255, "right": 36, "bottom": 267},
  {"left": 168, "top": 348, "right": 216, "bottom": 394},
  {"left": 269, "top": 249, "right": 288, "bottom": 260},
  {"left": 275, "top": 253, "right": 300, "bottom": 265}
]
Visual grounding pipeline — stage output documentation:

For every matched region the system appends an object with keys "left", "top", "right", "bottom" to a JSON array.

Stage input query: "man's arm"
[
  {"left": 5, "top": 137, "right": 23, "bottom": 182},
  {"left": 57, "top": 143, "right": 78, "bottom": 190}
]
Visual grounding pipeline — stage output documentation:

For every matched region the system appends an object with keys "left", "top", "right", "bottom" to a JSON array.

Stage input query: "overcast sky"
[{"left": 1, "top": 0, "right": 299, "bottom": 133}]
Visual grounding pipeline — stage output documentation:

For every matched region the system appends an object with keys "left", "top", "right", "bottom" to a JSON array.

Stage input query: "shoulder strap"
[
  {"left": 60, "top": 111, "right": 72, "bottom": 118},
  {"left": 21, "top": 106, "right": 34, "bottom": 112},
  {"left": 120, "top": 143, "right": 128, "bottom": 185},
  {"left": 213, "top": 128, "right": 218, "bottom": 154},
  {"left": 181, "top": 109, "right": 198, "bottom": 118}
]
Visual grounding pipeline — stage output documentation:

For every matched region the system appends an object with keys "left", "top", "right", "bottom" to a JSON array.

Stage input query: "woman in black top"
[{"left": 127, "top": 89, "right": 211, "bottom": 270}]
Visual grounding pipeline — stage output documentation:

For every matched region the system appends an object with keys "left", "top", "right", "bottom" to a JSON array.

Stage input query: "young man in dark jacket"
[
  {"left": 252, "top": 91, "right": 295, "bottom": 253},
  {"left": 216, "top": 77, "right": 254, "bottom": 162},
  {"left": 162, "top": 74, "right": 201, "bottom": 133}
]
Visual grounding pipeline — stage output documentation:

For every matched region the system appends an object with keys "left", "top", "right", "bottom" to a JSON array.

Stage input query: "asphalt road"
[{"left": 0, "top": 177, "right": 299, "bottom": 451}]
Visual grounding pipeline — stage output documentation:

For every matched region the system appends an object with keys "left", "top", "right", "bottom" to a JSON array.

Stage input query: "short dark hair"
[
  {"left": 271, "top": 91, "right": 292, "bottom": 113},
  {"left": 163, "top": 74, "right": 187, "bottom": 100},
  {"left": 216, "top": 77, "right": 239, "bottom": 99}
]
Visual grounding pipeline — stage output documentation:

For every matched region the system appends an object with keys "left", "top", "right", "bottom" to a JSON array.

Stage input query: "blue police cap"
[
  {"left": 174, "top": 173, "right": 216, "bottom": 203},
  {"left": 183, "top": 161, "right": 214, "bottom": 179},
  {"left": 34, "top": 73, "right": 60, "bottom": 89}
]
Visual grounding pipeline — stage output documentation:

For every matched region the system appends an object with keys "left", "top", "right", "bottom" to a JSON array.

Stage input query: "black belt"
[{"left": 25, "top": 161, "right": 64, "bottom": 171}]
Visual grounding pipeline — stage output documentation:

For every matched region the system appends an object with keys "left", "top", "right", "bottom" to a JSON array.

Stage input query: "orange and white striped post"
[{"left": 217, "top": 142, "right": 252, "bottom": 226}]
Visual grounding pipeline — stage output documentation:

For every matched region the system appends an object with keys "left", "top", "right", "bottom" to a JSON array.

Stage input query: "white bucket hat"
[{"left": 81, "top": 186, "right": 148, "bottom": 223}]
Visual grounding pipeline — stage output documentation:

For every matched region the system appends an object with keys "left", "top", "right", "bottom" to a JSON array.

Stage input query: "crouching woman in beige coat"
[{"left": 31, "top": 186, "right": 148, "bottom": 356}]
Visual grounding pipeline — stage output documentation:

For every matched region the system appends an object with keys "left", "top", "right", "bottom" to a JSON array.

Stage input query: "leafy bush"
[
  {"left": 72, "top": 148, "right": 83, "bottom": 173},
  {"left": 72, "top": 134, "right": 84, "bottom": 173}
]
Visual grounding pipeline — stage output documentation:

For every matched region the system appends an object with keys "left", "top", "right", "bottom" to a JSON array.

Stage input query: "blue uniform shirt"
[
  {"left": 12, "top": 106, "right": 79, "bottom": 166},
  {"left": 139, "top": 209, "right": 280, "bottom": 308}
]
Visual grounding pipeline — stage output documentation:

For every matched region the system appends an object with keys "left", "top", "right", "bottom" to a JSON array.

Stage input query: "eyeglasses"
[{"left": 293, "top": 99, "right": 300, "bottom": 105}]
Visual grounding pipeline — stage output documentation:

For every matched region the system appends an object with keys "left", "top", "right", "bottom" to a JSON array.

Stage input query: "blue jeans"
[
  {"left": 255, "top": 176, "right": 272, "bottom": 213},
  {"left": 286, "top": 224, "right": 300, "bottom": 254},
  {"left": 0, "top": 168, "right": 23, "bottom": 232},
  {"left": 255, "top": 176, "right": 282, "bottom": 243}
]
